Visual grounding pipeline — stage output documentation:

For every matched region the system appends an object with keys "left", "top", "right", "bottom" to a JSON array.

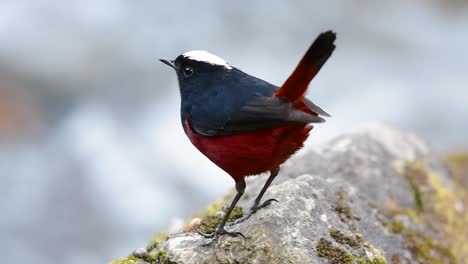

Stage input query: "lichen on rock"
[
  {"left": 316, "top": 238, "right": 354, "bottom": 264},
  {"left": 382, "top": 158, "right": 467, "bottom": 263}
]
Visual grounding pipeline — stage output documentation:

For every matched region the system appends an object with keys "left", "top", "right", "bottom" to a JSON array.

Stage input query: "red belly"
[{"left": 184, "top": 119, "right": 312, "bottom": 182}]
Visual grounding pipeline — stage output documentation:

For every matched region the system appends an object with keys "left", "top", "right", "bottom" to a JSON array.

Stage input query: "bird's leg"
[
  {"left": 251, "top": 167, "right": 280, "bottom": 210},
  {"left": 197, "top": 178, "right": 246, "bottom": 244},
  {"left": 230, "top": 168, "right": 280, "bottom": 226}
]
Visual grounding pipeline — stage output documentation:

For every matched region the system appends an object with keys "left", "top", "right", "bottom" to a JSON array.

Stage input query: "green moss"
[
  {"left": 329, "top": 229, "right": 363, "bottom": 249},
  {"left": 322, "top": 193, "right": 387, "bottom": 263},
  {"left": 138, "top": 253, "right": 157, "bottom": 263},
  {"left": 400, "top": 161, "right": 426, "bottom": 213},
  {"left": 230, "top": 206, "right": 244, "bottom": 220},
  {"left": 355, "top": 233, "right": 365, "bottom": 246},
  {"left": 334, "top": 191, "right": 355, "bottom": 226},
  {"left": 198, "top": 206, "right": 244, "bottom": 234},
  {"left": 355, "top": 241, "right": 387, "bottom": 264},
  {"left": 336, "top": 191, "right": 346, "bottom": 200},
  {"left": 145, "top": 232, "right": 169, "bottom": 253},
  {"left": 335, "top": 202, "right": 353, "bottom": 223},
  {"left": 388, "top": 220, "right": 404, "bottom": 233},
  {"left": 426, "top": 169, "right": 467, "bottom": 262},
  {"left": 191, "top": 197, "right": 245, "bottom": 234},
  {"left": 392, "top": 159, "right": 468, "bottom": 263},
  {"left": 403, "top": 162, "right": 424, "bottom": 212},
  {"left": 153, "top": 250, "right": 176, "bottom": 264},
  {"left": 388, "top": 219, "right": 455, "bottom": 264},
  {"left": 316, "top": 238, "right": 354, "bottom": 264},
  {"left": 127, "top": 249, "right": 176, "bottom": 264},
  {"left": 356, "top": 256, "right": 387, "bottom": 264},
  {"left": 325, "top": 229, "right": 386, "bottom": 264},
  {"left": 110, "top": 235, "right": 174, "bottom": 264},
  {"left": 198, "top": 215, "right": 221, "bottom": 234},
  {"left": 110, "top": 255, "right": 140, "bottom": 264},
  {"left": 117, "top": 233, "right": 174, "bottom": 264}
]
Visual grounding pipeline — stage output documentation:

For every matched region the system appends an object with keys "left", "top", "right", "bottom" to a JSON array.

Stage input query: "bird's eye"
[{"left": 183, "top": 66, "right": 194, "bottom": 77}]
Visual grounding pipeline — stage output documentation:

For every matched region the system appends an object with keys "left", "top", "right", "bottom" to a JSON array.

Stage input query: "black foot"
[
  {"left": 256, "top": 198, "right": 279, "bottom": 210},
  {"left": 197, "top": 228, "right": 245, "bottom": 246},
  {"left": 229, "top": 198, "right": 279, "bottom": 226}
]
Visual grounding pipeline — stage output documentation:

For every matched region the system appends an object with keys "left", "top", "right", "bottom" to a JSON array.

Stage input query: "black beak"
[{"left": 159, "top": 59, "right": 175, "bottom": 69}]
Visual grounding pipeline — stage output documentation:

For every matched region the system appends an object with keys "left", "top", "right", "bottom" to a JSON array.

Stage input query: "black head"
[{"left": 160, "top": 50, "right": 235, "bottom": 93}]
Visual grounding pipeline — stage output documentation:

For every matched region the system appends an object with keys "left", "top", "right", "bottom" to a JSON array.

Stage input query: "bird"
[{"left": 160, "top": 30, "right": 336, "bottom": 241}]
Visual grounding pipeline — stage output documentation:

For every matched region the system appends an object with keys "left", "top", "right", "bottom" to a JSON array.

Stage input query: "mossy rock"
[
  {"left": 385, "top": 158, "right": 468, "bottom": 263},
  {"left": 110, "top": 125, "right": 468, "bottom": 264}
]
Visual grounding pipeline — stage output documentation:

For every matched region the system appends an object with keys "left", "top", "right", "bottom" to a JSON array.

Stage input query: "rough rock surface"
[{"left": 113, "top": 124, "right": 468, "bottom": 264}]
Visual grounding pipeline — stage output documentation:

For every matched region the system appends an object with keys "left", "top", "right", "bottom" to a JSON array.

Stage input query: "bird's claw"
[
  {"left": 229, "top": 198, "right": 279, "bottom": 226},
  {"left": 197, "top": 229, "right": 216, "bottom": 238},
  {"left": 256, "top": 198, "right": 279, "bottom": 210},
  {"left": 197, "top": 228, "right": 245, "bottom": 246}
]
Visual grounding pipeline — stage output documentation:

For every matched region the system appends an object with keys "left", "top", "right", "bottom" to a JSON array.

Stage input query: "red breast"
[{"left": 184, "top": 118, "right": 311, "bottom": 182}]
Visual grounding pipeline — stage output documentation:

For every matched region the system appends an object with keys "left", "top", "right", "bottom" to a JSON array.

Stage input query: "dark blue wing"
[{"left": 187, "top": 69, "right": 328, "bottom": 136}]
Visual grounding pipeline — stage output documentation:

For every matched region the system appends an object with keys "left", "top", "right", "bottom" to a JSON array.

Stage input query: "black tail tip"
[
  {"left": 319, "top": 30, "right": 337, "bottom": 40},
  {"left": 305, "top": 30, "right": 337, "bottom": 65},
  {"left": 316, "top": 30, "right": 337, "bottom": 46}
]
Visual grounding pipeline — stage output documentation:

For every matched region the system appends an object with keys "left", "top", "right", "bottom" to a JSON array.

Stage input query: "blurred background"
[{"left": 1, "top": 0, "right": 467, "bottom": 263}]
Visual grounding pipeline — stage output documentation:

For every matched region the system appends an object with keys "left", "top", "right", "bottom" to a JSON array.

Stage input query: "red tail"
[{"left": 274, "top": 31, "right": 336, "bottom": 104}]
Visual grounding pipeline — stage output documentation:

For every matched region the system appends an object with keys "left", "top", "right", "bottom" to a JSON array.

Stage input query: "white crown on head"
[{"left": 182, "top": 50, "right": 233, "bottom": 69}]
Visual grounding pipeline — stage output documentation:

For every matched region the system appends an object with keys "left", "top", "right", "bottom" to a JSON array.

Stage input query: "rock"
[{"left": 112, "top": 124, "right": 468, "bottom": 264}]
